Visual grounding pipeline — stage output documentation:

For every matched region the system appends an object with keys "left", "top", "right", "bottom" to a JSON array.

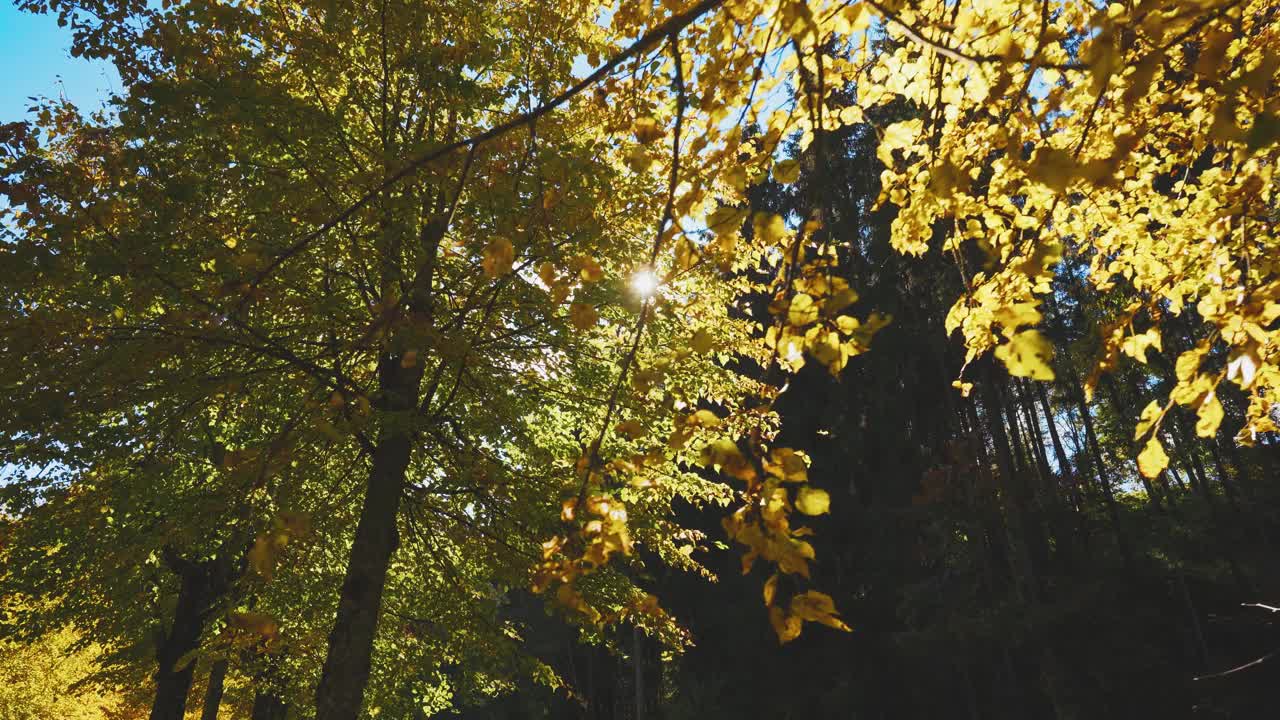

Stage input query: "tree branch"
[{"left": 244, "top": 0, "right": 725, "bottom": 297}]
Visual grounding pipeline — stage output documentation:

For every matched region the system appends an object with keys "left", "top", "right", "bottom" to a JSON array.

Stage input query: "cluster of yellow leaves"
[
  {"left": 852, "top": 0, "right": 1280, "bottom": 476},
  {"left": 765, "top": 255, "right": 891, "bottom": 375},
  {"left": 0, "top": 627, "right": 129, "bottom": 720},
  {"left": 714, "top": 444, "right": 849, "bottom": 641},
  {"left": 767, "top": 588, "right": 851, "bottom": 643},
  {"left": 551, "top": 0, "right": 1279, "bottom": 643},
  {"left": 532, "top": 494, "right": 634, "bottom": 619}
]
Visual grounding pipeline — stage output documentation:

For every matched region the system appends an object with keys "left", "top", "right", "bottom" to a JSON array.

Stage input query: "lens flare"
[{"left": 631, "top": 269, "right": 658, "bottom": 299}]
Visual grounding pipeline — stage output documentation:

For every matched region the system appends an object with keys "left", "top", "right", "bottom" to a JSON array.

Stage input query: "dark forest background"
[{"left": 452, "top": 105, "right": 1280, "bottom": 720}]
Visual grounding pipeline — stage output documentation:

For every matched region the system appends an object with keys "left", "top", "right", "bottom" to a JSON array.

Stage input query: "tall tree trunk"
[
  {"left": 980, "top": 370, "right": 1042, "bottom": 600},
  {"left": 200, "top": 659, "right": 228, "bottom": 720},
  {"left": 151, "top": 571, "right": 207, "bottom": 720},
  {"left": 964, "top": 397, "right": 1013, "bottom": 587},
  {"left": 1017, "top": 379, "right": 1079, "bottom": 567},
  {"left": 314, "top": 355, "right": 424, "bottom": 720},
  {"left": 152, "top": 552, "right": 231, "bottom": 720},
  {"left": 1000, "top": 384, "right": 1032, "bottom": 479},
  {"left": 1036, "top": 382, "right": 1089, "bottom": 546},
  {"left": 633, "top": 625, "right": 645, "bottom": 720},
  {"left": 1016, "top": 380, "right": 1053, "bottom": 490},
  {"left": 1074, "top": 390, "right": 1134, "bottom": 572}
]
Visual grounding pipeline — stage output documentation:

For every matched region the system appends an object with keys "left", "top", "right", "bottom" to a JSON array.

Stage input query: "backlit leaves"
[
  {"left": 482, "top": 237, "right": 514, "bottom": 278},
  {"left": 994, "top": 330, "right": 1055, "bottom": 381},
  {"left": 794, "top": 486, "right": 829, "bottom": 516},
  {"left": 1137, "top": 437, "right": 1170, "bottom": 479},
  {"left": 568, "top": 303, "right": 599, "bottom": 330}
]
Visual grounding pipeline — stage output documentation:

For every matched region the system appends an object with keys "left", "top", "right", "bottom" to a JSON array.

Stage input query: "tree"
[
  {"left": 2, "top": 0, "right": 1278, "bottom": 717},
  {"left": 0, "top": 625, "right": 130, "bottom": 720}
]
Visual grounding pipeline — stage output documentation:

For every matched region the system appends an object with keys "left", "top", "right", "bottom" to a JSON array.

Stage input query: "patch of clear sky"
[{"left": 0, "top": 3, "right": 119, "bottom": 122}]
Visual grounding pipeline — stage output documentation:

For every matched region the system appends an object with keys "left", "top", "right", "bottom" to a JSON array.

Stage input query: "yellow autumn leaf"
[
  {"left": 569, "top": 303, "right": 598, "bottom": 330},
  {"left": 482, "top": 237, "right": 514, "bottom": 277},
  {"left": 538, "top": 261, "right": 557, "bottom": 287},
  {"left": 753, "top": 212, "right": 786, "bottom": 244},
  {"left": 690, "top": 328, "right": 715, "bottom": 354},
  {"left": 614, "top": 420, "right": 644, "bottom": 439},
  {"left": 625, "top": 146, "right": 655, "bottom": 173},
  {"left": 774, "top": 159, "right": 800, "bottom": 184},
  {"left": 790, "top": 590, "right": 851, "bottom": 631},
  {"left": 674, "top": 237, "right": 698, "bottom": 271},
  {"left": 229, "top": 611, "right": 280, "bottom": 641},
  {"left": 1175, "top": 349, "right": 1204, "bottom": 382},
  {"left": 765, "top": 447, "right": 809, "bottom": 482},
  {"left": 1195, "top": 393, "right": 1224, "bottom": 438},
  {"left": 633, "top": 116, "right": 664, "bottom": 144},
  {"left": 573, "top": 255, "right": 604, "bottom": 282},
  {"left": 788, "top": 293, "right": 819, "bottom": 326},
  {"left": 700, "top": 438, "right": 755, "bottom": 481},
  {"left": 706, "top": 206, "right": 748, "bottom": 234},
  {"left": 1120, "top": 328, "right": 1161, "bottom": 364},
  {"left": 769, "top": 604, "right": 803, "bottom": 643},
  {"left": 795, "top": 486, "right": 830, "bottom": 515},
  {"left": 541, "top": 187, "right": 560, "bottom": 209},
  {"left": 838, "top": 104, "right": 864, "bottom": 125},
  {"left": 994, "top": 330, "right": 1055, "bottom": 381},
  {"left": 763, "top": 573, "right": 779, "bottom": 606},
  {"left": 1134, "top": 399, "right": 1163, "bottom": 441},
  {"left": 877, "top": 119, "right": 921, "bottom": 165},
  {"left": 247, "top": 533, "right": 276, "bottom": 580},
  {"left": 688, "top": 409, "right": 722, "bottom": 428},
  {"left": 1137, "top": 437, "right": 1169, "bottom": 479}
]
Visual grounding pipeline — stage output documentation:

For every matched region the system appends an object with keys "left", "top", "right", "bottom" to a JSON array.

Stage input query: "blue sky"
[{"left": 0, "top": 2, "right": 119, "bottom": 122}]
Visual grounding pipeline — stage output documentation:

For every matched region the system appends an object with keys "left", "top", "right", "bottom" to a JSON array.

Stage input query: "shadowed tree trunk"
[
  {"left": 1036, "top": 382, "right": 1090, "bottom": 552},
  {"left": 200, "top": 659, "right": 228, "bottom": 720},
  {"left": 1074, "top": 386, "right": 1135, "bottom": 572},
  {"left": 151, "top": 550, "right": 233, "bottom": 720}
]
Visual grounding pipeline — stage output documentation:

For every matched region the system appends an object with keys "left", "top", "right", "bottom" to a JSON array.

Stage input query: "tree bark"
[
  {"left": 1035, "top": 382, "right": 1088, "bottom": 534},
  {"left": 151, "top": 552, "right": 232, "bottom": 720},
  {"left": 314, "top": 355, "right": 424, "bottom": 720},
  {"left": 200, "top": 659, "right": 228, "bottom": 720},
  {"left": 1015, "top": 380, "right": 1053, "bottom": 492},
  {"left": 633, "top": 625, "right": 645, "bottom": 720}
]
